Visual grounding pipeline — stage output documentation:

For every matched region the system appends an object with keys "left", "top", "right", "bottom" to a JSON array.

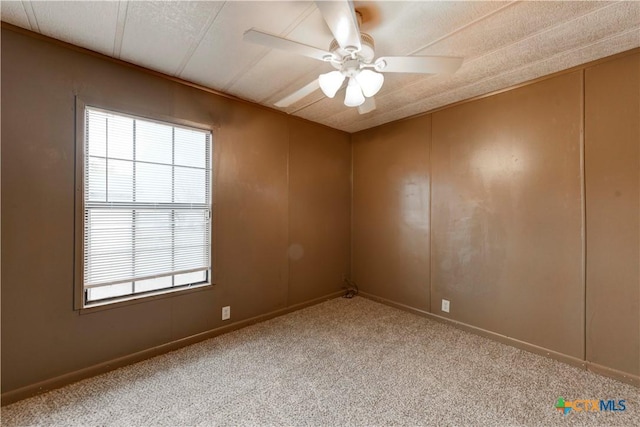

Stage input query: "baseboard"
[
  {"left": 586, "top": 362, "right": 639, "bottom": 387},
  {"left": 1, "top": 290, "right": 345, "bottom": 406},
  {"left": 358, "top": 292, "right": 639, "bottom": 388}
]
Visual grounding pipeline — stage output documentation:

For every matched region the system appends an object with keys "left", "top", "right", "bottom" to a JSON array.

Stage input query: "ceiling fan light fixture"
[
  {"left": 245, "top": 1, "right": 464, "bottom": 114},
  {"left": 318, "top": 71, "right": 345, "bottom": 98},
  {"left": 355, "top": 69, "right": 384, "bottom": 97},
  {"left": 344, "top": 77, "right": 365, "bottom": 107}
]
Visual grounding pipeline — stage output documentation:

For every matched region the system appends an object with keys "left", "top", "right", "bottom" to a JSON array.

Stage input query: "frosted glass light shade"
[
  {"left": 318, "top": 71, "right": 345, "bottom": 98},
  {"left": 355, "top": 70, "right": 384, "bottom": 97},
  {"left": 344, "top": 77, "right": 365, "bottom": 107}
]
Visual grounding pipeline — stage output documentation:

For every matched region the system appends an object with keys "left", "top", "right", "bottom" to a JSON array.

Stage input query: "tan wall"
[
  {"left": 288, "top": 120, "right": 351, "bottom": 305},
  {"left": 431, "top": 71, "right": 584, "bottom": 358},
  {"left": 352, "top": 116, "right": 431, "bottom": 310},
  {"left": 353, "top": 53, "right": 639, "bottom": 381},
  {"left": 585, "top": 53, "right": 640, "bottom": 377},
  {"left": 0, "top": 28, "right": 351, "bottom": 394}
]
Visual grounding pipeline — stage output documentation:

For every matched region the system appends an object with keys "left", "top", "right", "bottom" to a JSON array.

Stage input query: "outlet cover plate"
[
  {"left": 222, "top": 306, "right": 231, "bottom": 320},
  {"left": 441, "top": 299, "right": 450, "bottom": 313}
]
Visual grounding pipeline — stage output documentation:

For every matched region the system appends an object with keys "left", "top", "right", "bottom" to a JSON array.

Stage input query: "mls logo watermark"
[{"left": 555, "top": 397, "right": 627, "bottom": 415}]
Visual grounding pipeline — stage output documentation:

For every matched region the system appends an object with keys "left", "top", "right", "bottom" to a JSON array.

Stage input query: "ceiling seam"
[
  {"left": 222, "top": 2, "right": 318, "bottom": 94},
  {"left": 290, "top": 94, "right": 327, "bottom": 115},
  {"left": 342, "top": 26, "right": 640, "bottom": 132},
  {"left": 22, "top": 0, "right": 40, "bottom": 32},
  {"left": 261, "top": 64, "right": 329, "bottom": 106},
  {"left": 319, "top": 0, "right": 628, "bottom": 124},
  {"left": 408, "top": 0, "right": 521, "bottom": 55},
  {"left": 112, "top": 0, "right": 129, "bottom": 58},
  {"left": 174, "top": 1, "right": 227, "bottom": 77},
  {"left": 18, "top": 1, "right": 32, "bottom": 31}
]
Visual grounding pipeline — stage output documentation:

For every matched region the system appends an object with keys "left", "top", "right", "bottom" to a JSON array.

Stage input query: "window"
[{"left": 79, "top": 106, "right": 212, "bottom": 306}]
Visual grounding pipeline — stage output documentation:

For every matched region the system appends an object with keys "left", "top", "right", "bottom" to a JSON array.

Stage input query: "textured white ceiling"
[{"left": 2, "top": 1, "right": 639, "bottom": 133}]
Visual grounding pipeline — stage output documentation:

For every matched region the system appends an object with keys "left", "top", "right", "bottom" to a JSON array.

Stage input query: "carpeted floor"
[{"left": 2, "top": 296, "right": 638, "bottom": 426}]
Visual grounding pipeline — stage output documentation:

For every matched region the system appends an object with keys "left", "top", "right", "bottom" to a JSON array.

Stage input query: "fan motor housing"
[{"left": 329, "top": 32, "right": 375, "bottom": 69}]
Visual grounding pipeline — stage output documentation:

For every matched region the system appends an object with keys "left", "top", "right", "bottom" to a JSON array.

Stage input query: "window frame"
[{"left": 74, "top": 97, "right": 217, "bottom": 311}]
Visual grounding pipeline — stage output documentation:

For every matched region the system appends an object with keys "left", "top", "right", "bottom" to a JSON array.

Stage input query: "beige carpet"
[{"left": 2, "top": 296, "right": 638, "bottom": 426}]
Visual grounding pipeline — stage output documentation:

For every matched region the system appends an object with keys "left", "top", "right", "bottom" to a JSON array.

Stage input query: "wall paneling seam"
[{"left": 580, "top": 68, "right": 587, "bottom": 361}]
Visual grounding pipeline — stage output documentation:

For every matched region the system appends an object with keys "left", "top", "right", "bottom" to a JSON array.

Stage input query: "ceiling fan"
[{"left": 243, "top": 0, "right": 463, "bottom": 114}]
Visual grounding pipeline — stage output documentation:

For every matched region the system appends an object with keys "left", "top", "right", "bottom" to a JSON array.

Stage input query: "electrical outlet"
[
  {"left": 441, "top": 299, "right": 450, "bottom": 313},
  {"left": 222, "top": 306, "right": 231, "bottom": 320}
]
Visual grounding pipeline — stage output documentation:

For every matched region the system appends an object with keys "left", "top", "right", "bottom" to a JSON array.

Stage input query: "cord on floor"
[{"left": 342, "top": 277, "right": 358, "bottom": 298}]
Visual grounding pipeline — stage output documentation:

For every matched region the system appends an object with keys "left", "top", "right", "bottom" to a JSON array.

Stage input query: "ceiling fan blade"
[
  {"left": 358, "top": 97, "right": 376, "bottom": 115},
  {"left": 376, "top": 56, "right": 463, "bottom": 74},
  {"left": 243, "top": 28, "right": 334, "bottom": 62},
  {"left": 274, "top": 79, "right": 321, "bottom": 108},
  {"left": 315, "top": 0, "right": 362, "bottom": 52}
]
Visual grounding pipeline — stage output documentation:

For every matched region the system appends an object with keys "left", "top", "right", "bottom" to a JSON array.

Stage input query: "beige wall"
[
  {"left": 0, "top": 28, "right": 351, "bottom": 395},
  {"left": 288, "top": 119, "right": 351, "bottom": 305},
  {"left": 352, "top": 116, "right": 431, "bottom": 311},
  {"left": 431, "top": 71, "right": 584, "bottom": 358},
  {"left": 585, "top": 53, "right": 640, "bottom": 377},
  {"left": 353, "top": 52, "right": 640, "bottom": 382}
]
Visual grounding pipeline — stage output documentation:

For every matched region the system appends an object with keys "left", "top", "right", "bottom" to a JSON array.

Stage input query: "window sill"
[{"left": 78, "top": 282, "right": 215, "bottom": 315}]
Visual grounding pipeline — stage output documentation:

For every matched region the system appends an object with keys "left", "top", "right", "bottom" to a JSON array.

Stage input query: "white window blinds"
[{"left": 83, "top": 107, "right": 212, "bottom": 303}]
